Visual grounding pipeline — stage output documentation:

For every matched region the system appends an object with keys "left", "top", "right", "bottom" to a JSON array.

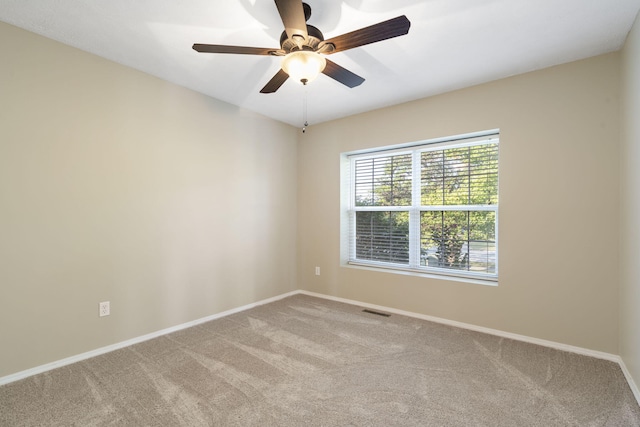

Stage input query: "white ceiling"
[{"left": 1, "top": 0, "right": 639, "bottom": 127}]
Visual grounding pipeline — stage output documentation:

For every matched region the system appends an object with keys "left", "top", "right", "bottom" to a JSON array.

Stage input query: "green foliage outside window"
[{"left": 352, "top": 140, "right": 498, "bottom": 276}]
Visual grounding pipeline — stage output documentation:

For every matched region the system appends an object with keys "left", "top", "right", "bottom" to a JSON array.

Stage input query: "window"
[{"left": 345, "top": 132, "right": 499, "bottom": 282}]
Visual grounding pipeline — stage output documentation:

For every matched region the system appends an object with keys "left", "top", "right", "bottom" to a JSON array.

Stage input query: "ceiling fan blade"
[
  {"left": 322, "top": 59, "right": 365, "bottom": 88},
  {"left": 321, "top": 15, "right": 411, "bottom": 54},
  {"left": 260, "top": 69, "right": 290, "bottom": 93},
  {"left": 274, "top": 0, "right": 308, "bottom": 41},
  {"left": 193, "top": 44, "right": 277, "bottom": 55}
]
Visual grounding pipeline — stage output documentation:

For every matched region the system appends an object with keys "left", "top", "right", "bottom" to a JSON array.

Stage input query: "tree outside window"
[{"left": 349, "top": 136, "right": 498, "bottom": 280}]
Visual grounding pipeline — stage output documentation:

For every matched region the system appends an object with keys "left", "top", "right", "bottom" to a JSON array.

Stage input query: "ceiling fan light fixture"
[{"left": 281, "top": 50, "right": 326, "bottom": 85}]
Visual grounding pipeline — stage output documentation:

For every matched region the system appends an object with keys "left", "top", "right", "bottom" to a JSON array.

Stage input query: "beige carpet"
[{"left": 1, "top": 294, "right": 639, "bottom": 426}]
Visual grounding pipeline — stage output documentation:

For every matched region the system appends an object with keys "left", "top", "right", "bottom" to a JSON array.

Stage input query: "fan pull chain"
[{"left": 302, "top": 88, "right": 308, "bottom": 133}]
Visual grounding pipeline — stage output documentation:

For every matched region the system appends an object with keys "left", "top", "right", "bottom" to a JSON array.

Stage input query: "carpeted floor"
[{"left": 1, "top": 294, "right": 639, "bottom": 426}]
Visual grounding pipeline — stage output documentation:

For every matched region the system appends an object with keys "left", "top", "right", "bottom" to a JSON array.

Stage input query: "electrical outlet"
[
  {"left": 99, "top": 301, "right": 110, "bottom": 317},
  {"left": 315, "top": 266, "right": 320, "bottom": 276}
]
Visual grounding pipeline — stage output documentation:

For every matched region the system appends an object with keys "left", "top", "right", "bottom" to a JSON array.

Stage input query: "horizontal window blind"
[
  {"left": 355, "top": 211, "right": 410, "bottom": 264},
  {"left": 354, "top": 154, "right": 412, "bottom": 207},
  {"left": 421, "top": 143, "right": 498, "bottom": 206},
  {"left": 348, "top": 133, "right": 499, "bottom": 281}
]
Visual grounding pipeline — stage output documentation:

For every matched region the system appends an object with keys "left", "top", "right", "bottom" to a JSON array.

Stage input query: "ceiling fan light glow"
[{"left": 281, "top": 51, "right": 327, "bottom": 85}]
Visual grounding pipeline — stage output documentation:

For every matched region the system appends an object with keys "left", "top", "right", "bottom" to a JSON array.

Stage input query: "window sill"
[{"left": 344, "top": 261, "right": 498, "bottom": 287}]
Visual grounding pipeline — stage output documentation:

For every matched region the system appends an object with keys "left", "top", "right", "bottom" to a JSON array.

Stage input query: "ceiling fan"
[{"left": 192, "top": 0, "right": 411, "bottom": 93}]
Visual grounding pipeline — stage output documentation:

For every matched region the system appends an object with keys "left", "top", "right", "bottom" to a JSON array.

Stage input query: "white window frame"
[{"left": 341, "top": 130, "right": 499, "bottom": 284}]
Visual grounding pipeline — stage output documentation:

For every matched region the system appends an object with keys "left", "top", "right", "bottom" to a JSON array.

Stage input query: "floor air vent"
[{"left": 362, "top": 309, "right": 391, "bottom": 317}]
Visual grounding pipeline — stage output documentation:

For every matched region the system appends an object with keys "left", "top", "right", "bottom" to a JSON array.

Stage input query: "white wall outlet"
[
  {"left": 99, "top": 301, "right": 110, "bottom": 317},
  {"left": 315, "top": 266, "right": 320, "bottom": 276}
]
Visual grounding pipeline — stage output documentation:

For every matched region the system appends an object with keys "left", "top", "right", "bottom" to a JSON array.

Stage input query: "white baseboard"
[
  {"left": 0, "top": 291, "right": 298, "bottom": 386},
  {"left": 2, "top": 288, "right": 639, "bottom": 409},
  {"left": 298, "top": 290, "right": 640, "bottom": 406},
  {"left": 298, "top": 291, "right": 619, "bottom": 362},
  {"left": 619, "top": 358, "right": 640, "bottom": 405}
]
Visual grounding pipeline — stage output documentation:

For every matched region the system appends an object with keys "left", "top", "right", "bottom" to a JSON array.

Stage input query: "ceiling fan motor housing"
[{"left": 280, "top": 24, "right": 325, "bottom": 53}]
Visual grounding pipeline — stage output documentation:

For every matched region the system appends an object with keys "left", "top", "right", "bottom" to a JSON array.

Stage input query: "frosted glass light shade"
[{"left": 281, "top": 51, "right": 327, "bottom": 85}]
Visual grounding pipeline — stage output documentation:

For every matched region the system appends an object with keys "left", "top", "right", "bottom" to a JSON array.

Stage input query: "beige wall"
[
  {"left": 0, "top": 22, "right": 298, "bottom": 377},
  {"left": 298, "top": 53, "right": 621, "bottom": 354},
  {"left": 621, "top": 12, "right": 640, "bottom": 394},
  {"left": 1, "top": 14, "right": 633, "bottom": 383}
]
